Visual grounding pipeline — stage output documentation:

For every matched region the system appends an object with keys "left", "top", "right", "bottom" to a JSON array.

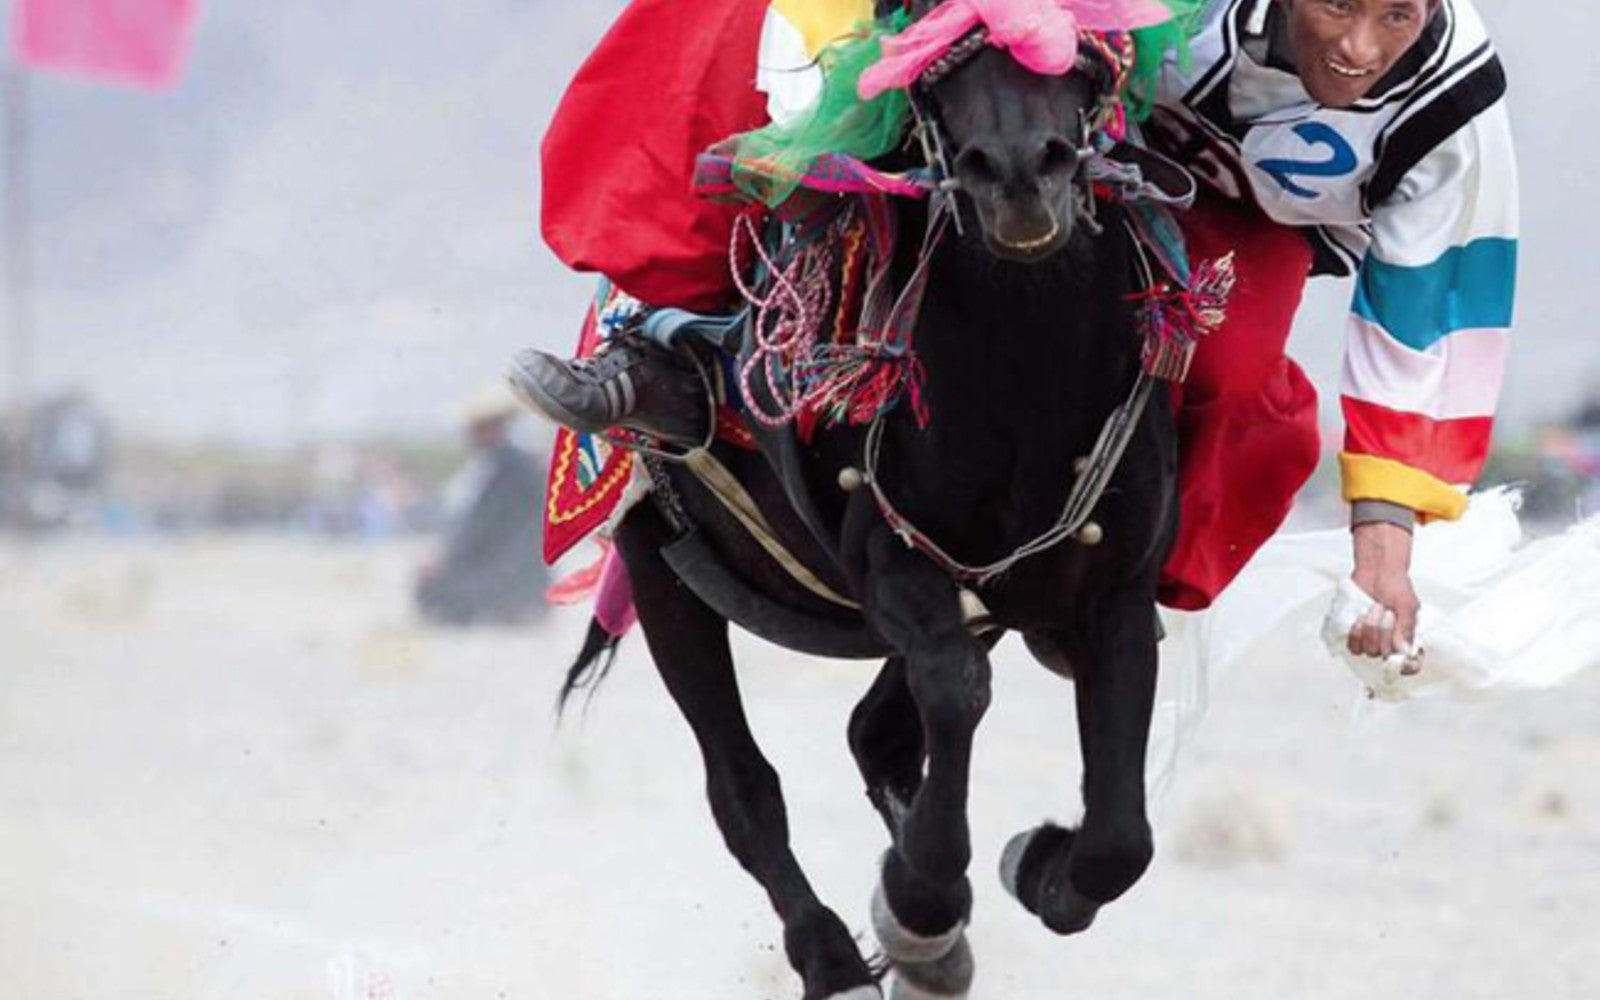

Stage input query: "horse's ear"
[{"left": 1106, "top": 143, "right": 1197, "bottom": 207}]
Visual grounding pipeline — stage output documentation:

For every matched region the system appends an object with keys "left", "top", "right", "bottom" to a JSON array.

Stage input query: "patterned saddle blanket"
[{"left": 541, "top": 281, "right": 760, "bottom": 564}]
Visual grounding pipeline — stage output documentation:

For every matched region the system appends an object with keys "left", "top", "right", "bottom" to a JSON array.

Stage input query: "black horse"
[{"left": 559, "top": 7, "right": 1181, "bottom": 998}]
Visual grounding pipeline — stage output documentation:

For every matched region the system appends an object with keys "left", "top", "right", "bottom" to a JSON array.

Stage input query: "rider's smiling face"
[{"left": 1277, "top": 0, "right": 1435, "bottom": 108}]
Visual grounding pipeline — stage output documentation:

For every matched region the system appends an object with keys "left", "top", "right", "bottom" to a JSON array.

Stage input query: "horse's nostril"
[
  {"left": 1037, "top": 138, "right": 1079, "bottom": 177},
  {"left": 955, "top": 147, "right": 1001, "bottom": 187}
]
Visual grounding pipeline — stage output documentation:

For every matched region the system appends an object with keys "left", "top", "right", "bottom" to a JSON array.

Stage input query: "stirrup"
[{"left": 605, "top": 341, "right": 719, "bottom": 463}]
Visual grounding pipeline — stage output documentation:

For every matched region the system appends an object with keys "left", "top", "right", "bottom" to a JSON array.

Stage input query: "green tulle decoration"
[
  {"left": 725, "top": 1, "right": 1203, "bottom": 207},
  {"left": 729, "top": 10, "right": 912, "bottom": 209},
  {"left": 1128, "top": 0, "right": 1206, "bottom": 121}
]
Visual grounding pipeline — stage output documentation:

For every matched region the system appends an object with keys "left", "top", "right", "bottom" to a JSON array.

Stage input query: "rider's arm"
[{"left": 1338, "top": 100, "right": 1519, "bottom": 523}]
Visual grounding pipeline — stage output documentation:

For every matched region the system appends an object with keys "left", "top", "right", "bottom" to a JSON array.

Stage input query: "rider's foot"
[{"left": 507, "top": 337, "right": 710, "bottom": 447}]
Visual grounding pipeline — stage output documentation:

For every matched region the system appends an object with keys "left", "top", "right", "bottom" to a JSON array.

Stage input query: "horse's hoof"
[
  {"left": 999, "top": 829, "right": 1033, "bottom": 900},
  {"left": 887, "top": 932, "right": 974, "bottom": 1000},
  {"left": 1041, "top": 884, "right": 1099, "bottom": 935},
  {"left": 999, "top": 825, "right": 1100, "bottom": 936},
  {"left": 872, "top": 881, "right": 964, "bottom": 965},
  {"left": 999, "top": 827, "right": 1051, "bottom": 902}
]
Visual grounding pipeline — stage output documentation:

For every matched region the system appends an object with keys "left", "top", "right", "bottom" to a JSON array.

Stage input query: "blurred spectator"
[
  {"left": 414, "top": 386, "right": 548, "bottom": 626},
  {"left": 1, "top": 390, "right": 113, "bottom": 530},
  {"left": 1575, "top": 385, "right": 1600, "bottom": 431},
  {"left": 1570, "top": 382, "right": 1600, "bottom": 515},
  {"left": 32, "top": 390, "right": 112, "bottom": 494}
]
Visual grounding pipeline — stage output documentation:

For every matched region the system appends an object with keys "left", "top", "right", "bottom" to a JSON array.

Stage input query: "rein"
[
  {"left": 909, "top": 25, "right": 1128, "bottom": 238},
  {"left": 859, "top": 221, "right": 1167, "bottom": 587}
]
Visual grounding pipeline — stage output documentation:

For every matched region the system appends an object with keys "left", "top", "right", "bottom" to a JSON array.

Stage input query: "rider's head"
[{"left": 1275, "top": 0, "right": 1440, "bottom": 108}]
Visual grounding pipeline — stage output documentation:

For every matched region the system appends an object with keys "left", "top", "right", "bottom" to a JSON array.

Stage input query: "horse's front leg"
[
  {"left": 856, "top": 520, "right": 991, "bottom": 884},
  {"left": 848, "top": 628, "right": 1004, "bottom": 838},
  {"left": 846, "top": 514, "right": 991, "bottom": 996},
  {"left": 1004, "top": 587, "right": 1158, "bottom": 935}
]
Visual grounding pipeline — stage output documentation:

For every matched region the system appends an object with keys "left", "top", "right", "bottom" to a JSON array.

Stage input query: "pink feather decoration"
[{"left": 859, "top": 0, "right": 1171, "bottom": 100}]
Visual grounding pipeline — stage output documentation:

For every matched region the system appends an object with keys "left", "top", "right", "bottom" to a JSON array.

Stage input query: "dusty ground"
[{"left": 1, "top": 537, "right": 1595, "bottom": 999}]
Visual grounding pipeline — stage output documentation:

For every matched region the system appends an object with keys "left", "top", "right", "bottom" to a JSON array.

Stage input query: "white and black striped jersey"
[{"left": 1148, "top": 0, "right": 1518, "bottom": 517}]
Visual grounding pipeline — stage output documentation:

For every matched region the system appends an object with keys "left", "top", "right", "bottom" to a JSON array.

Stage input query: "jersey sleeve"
[{"left": 1338, "top": 99, "right": 1519, "bottom": 522}]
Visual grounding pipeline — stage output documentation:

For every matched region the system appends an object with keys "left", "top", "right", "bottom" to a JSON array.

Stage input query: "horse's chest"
[
  {"left": 875, "top": 408, "right": 1172, "bottom": 624},
  {"left": 889, "top": 433, "right": 1085, "bottom": 557}
]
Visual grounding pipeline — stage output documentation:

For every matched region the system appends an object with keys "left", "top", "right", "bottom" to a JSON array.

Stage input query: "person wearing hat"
[{"left": 415, "top": 386, "right": 548, "bottom": 626}]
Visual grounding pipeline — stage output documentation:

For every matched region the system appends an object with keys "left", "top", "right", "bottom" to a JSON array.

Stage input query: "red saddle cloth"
[
  {"left": 542, "top": 289, "right": 636, "bottom": 565},
  {"left": 540, "top": 0, "right": 773, "bottom": 313}
]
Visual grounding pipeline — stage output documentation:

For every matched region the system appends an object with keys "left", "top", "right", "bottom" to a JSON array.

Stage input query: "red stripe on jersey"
[{"left": 1342, "top": 396, "right": 1494, "bottom": 486}]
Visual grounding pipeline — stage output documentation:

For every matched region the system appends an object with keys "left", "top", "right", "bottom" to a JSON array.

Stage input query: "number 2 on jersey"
[{"left": 1257, "top": 122, "right": 1358, "bottom": 199}]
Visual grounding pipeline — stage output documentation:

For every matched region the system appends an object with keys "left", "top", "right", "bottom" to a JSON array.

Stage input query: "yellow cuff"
[{"left": 1339, "top": 453, "right": 1469, "bottom": 524}]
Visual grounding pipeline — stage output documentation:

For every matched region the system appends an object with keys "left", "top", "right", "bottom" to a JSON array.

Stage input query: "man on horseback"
[{"left": 512, "top": 0, "right": 1516, "bottom": 668}]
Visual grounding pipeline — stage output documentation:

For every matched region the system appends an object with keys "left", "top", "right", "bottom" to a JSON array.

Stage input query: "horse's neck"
[{"left": 914, "top": 216, "right": 1140, "bottom": 445}]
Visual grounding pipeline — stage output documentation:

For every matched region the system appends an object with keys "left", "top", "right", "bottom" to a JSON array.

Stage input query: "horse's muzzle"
[{"left": 981, "top": 196, "right": 1073, "bottom": 261}]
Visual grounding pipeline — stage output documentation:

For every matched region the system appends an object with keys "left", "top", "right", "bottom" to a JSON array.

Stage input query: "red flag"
[{"left": 11, "top": 0, "right": 201, "bottom": 91}]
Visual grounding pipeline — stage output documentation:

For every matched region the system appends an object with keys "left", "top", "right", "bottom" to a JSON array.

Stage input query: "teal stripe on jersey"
[{"left": 1352, "top": 238, "right": 1517, "bottom": 352}]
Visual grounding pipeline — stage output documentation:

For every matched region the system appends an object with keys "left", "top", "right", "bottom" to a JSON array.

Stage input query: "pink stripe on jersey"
[{"left": 1342, "top": 316, "right": 1509, "bottom": 422}]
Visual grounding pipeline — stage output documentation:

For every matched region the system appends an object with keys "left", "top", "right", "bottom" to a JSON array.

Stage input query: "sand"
[{"left": 1, "top": 537, "right": 1595, "bottom": 999}]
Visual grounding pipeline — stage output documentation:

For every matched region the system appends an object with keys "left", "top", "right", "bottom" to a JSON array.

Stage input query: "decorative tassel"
[
  {"left": 796, "top": 347, "right": 930, "bottom": 430},
  {"left": 1130, "top": 252, "right": 1236, "bottom": 383}
]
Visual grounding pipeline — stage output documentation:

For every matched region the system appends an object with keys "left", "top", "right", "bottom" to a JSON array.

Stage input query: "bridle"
[{"left": 906, "top": 23, "right": 1137, "bottom": 237}]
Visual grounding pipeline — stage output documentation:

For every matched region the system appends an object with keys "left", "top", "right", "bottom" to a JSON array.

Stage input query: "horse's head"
[
  {"left": 933, "top": 49, "right": 1101, "bottom": 261},
  {"left": 877, "top": 1, "right": 1140, "bottom": 262}
]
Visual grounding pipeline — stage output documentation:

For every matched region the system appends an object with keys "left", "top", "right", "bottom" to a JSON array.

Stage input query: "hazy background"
[
  {"left": 3, "top": 0, "right": 1597, "bottom": 447},
  {"left": 1, "top": 3, "right": 1597, "bottom": 999}
]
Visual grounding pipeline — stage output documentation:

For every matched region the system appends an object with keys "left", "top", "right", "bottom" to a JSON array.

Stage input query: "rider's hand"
[{"left": 1349, "top": 521, "right": 1421, "bottom": 673}]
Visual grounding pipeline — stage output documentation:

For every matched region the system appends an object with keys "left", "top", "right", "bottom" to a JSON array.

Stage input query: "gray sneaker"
[{"left": 506, "top": 337, "right": 710, "bottom": 447}]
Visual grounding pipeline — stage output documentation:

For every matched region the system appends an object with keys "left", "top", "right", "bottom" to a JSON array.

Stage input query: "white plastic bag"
[
  {"left": 1321, "top": 496, "right": 1600, "bottom": 700},
  {"left": 1148, "top": 490, "right": 1600, "bottom": 788}
]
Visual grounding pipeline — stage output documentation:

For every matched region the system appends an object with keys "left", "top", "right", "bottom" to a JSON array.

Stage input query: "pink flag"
[{"left": 11, "top": 0, "right": 201, "bottom": 91}]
